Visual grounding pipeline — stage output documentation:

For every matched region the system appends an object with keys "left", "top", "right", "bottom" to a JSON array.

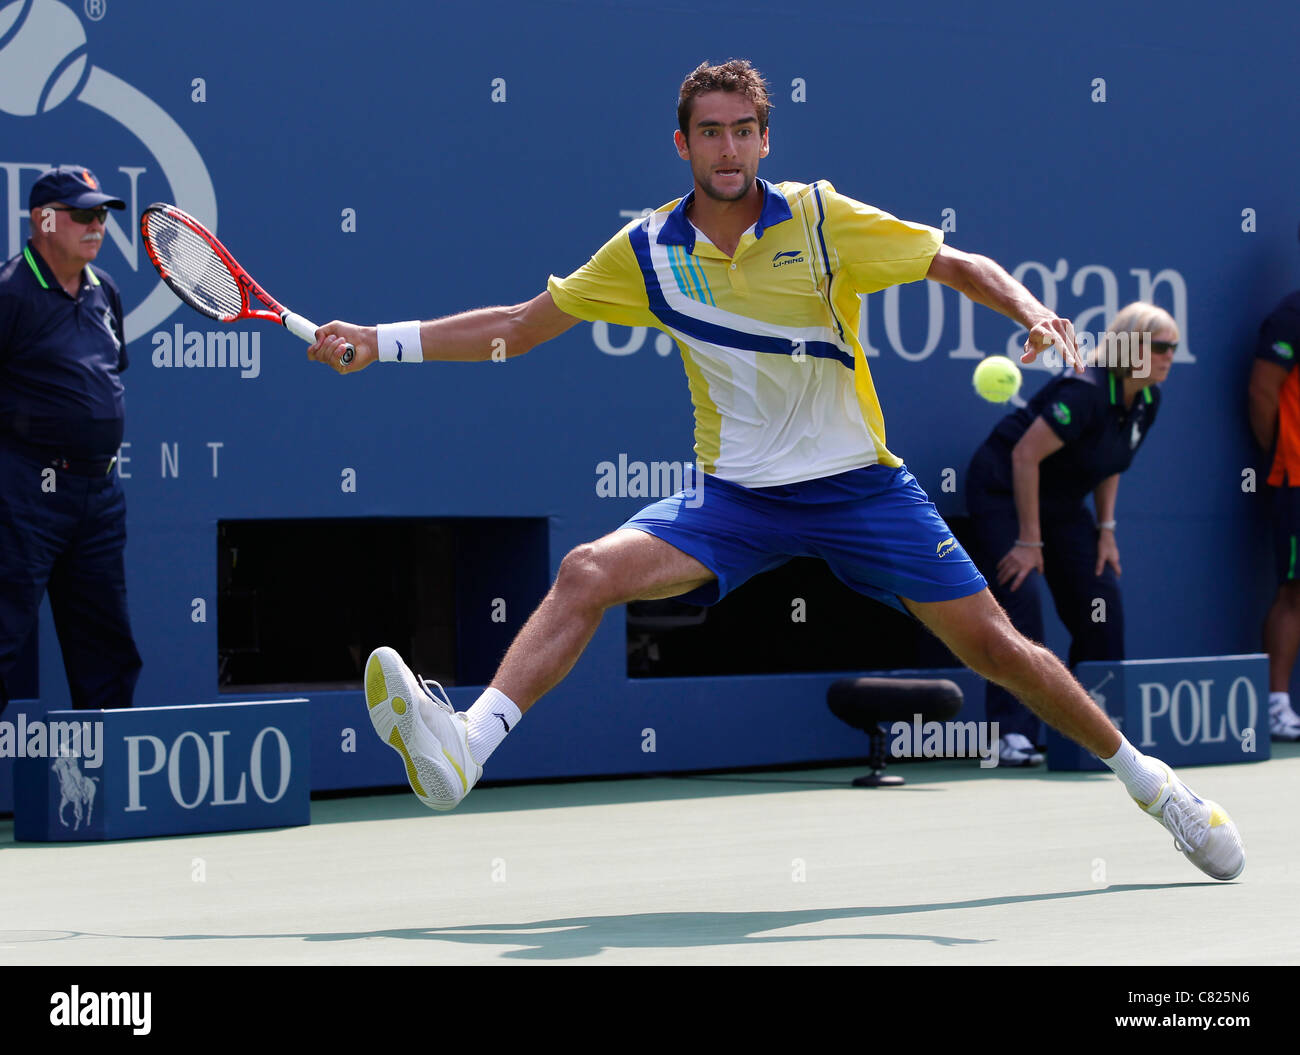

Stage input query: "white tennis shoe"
[
  {"left": 1137, "top": 761, "right": 1244, "bottom": 881},
  {"left": 364, "top": 646, "right": 481, "bottom": 811},
  {"left": 1268, "top": 697, "right": 1300, "bottom": 742}
]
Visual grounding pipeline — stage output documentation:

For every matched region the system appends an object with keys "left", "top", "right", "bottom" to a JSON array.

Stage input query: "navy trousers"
[
  {"left": 966, "top": 468, "right": 1124, "bottom": 742},
  {"left": 0, "top": 443, "right": 142, "bottom": 714}
]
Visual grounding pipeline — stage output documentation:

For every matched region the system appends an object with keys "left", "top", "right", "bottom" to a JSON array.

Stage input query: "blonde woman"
[{"left": 965, "top": 302, "right": 1178, "bottom": 765}]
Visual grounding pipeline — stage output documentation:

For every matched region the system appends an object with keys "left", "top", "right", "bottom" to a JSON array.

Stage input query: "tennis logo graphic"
[{"left": 0, "top": 0, "right": 217, "bottom": 341}]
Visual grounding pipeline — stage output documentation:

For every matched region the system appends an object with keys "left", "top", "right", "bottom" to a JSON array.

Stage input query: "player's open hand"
[
  {"left": 997, "top": 542, "right": 1044, "bottom": 592},
  {"left": 308, "top": 322, "right": 377, "bottom": 374},
  {"left": 1021, "top": 317, "right": 1082, "bottom": 374}
]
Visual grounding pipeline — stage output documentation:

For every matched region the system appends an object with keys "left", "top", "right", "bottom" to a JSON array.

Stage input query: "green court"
[{"left": 2, "top": 747, "right": 1294, "bottom": 966}]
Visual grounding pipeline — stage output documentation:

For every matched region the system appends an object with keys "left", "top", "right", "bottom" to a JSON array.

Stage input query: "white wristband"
[
  {"left": 1098, "top": 520, "right": 1117, "bottom": 531},
  {"left": 377, "top": 321, "right": 423, "bottom": 363}
]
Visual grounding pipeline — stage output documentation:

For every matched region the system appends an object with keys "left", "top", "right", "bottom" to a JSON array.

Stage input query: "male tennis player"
[{"left": 309, "top": 60, "right": 1243, "bottom": 880}]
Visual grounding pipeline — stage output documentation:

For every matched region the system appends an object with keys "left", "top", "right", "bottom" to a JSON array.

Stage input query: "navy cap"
[{"left": 28, "top": 165, "right": 126, "bottom": 211}]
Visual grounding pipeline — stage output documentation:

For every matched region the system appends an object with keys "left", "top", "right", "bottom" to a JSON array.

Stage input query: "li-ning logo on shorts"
[
  {"left": 1274, "top": 341, "right": 1295, "bottom": 361},
  {"left": 772, "top": 249, "right": 805, "bottom": 268},
  {"left": 936, "top": 537, "right": 957, "bottom": 558},
  {"left": 1052, "top": 401, "right": 1071, "bottom": 426}
]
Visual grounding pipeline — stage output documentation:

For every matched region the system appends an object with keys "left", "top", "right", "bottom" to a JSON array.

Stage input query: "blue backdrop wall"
[{"left": 2, "top": 0, "right": 1295, "bottom": 788}]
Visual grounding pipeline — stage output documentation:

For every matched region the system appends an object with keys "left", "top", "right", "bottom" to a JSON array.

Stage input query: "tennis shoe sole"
[{"left": 364, "top": 646, "right": 481, "bottom": 811}]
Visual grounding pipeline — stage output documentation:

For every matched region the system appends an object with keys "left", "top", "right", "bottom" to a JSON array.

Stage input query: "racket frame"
[{"left": 141, "top": 202, "right": 354, "bottom": 364}]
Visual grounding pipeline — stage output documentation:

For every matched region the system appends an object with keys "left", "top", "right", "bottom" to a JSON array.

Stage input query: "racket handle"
[{"left": 283, "top": 311, "right": 355, "bottom": 365}]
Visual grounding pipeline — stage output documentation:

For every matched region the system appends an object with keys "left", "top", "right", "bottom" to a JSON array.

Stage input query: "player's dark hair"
[{"left": 677, "top": 59, "right": 772, "bottom": 137}]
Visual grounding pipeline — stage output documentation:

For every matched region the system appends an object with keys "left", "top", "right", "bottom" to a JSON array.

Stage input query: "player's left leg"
[
  {"left": 905, "top": 589, "right": 1118, "bottom": 756},
  {"left": 905, "top": 589, "right": 1245, "bottom": 880}
]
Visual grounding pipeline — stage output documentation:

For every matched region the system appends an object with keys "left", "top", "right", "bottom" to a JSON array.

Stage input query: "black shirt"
[
  {"left": 0, "top": 241, "right": 128, "bottom": 458},
  {"left": 970, "top": 366, "right": 1161, "bottom": 512}
]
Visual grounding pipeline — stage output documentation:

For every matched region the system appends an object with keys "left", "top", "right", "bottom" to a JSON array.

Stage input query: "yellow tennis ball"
[{"left": 972, "top": 356, "right": 1022, "bottom": 403}]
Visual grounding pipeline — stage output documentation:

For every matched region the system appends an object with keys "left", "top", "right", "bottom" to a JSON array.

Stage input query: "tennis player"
[{"left": 309, "top": 60, "right": 1243, "bottom": 880}]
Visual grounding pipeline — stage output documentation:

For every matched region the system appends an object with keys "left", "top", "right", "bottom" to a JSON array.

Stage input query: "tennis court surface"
[{"left": 3, "top": 746, "right": 1294, "bottom": 966}]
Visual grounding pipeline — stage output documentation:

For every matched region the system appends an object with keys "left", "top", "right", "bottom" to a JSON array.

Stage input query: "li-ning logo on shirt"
[
  {"left": 772, "top": 249, "right": 805, "bottom": 268},
  {"left": 936, "top": 537, "right": 957, "bottom": 558},
  {"left": 1274, "top": 340, "right": 1295, "bottom": 361}
]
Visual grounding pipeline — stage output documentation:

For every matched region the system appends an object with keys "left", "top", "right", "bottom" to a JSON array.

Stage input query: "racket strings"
[{"left": 142, "top": 211, "right": 243, "bottom": 320}]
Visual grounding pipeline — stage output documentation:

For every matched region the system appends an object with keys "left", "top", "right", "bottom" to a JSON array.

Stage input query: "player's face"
[
  {"left": 35, "top": 202, "right": 106, "bottom": 270},
  {"left": 675, "top": 91, "right": 769, "bottom": 202}
]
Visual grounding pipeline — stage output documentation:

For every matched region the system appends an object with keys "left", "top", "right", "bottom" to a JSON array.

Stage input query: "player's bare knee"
[
  {"left": 553, "top": 543, "right": 619, "bottom": 610},
  {"left": 966, "top": 624, "right": 1038, "bottom": 683}
]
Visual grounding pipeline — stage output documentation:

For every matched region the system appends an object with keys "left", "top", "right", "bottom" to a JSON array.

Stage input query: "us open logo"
[{"left": 0, "top": 0, "right": 217, "bottom": 342}]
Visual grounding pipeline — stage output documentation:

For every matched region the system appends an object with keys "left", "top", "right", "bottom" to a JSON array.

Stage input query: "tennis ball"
[
  {"left": 972, "top": 356, "right": 1021, "bottom": 403},
  {"left": 0, "top": 0, "right": 88, "bottom": 117}
]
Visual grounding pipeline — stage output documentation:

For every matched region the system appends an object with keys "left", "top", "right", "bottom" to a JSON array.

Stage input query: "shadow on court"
[{"left": 50, "top": 883, "right": 1215, "bottom": 961}]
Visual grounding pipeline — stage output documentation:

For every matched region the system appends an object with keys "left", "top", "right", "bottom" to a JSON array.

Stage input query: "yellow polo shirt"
[{"left": 548, "top": 179, "right": 942, "bottom": 487}]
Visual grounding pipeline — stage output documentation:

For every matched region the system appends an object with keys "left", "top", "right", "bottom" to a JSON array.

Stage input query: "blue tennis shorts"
[{"left": 620, "top": 464, "right": 986, "bottom": 612}]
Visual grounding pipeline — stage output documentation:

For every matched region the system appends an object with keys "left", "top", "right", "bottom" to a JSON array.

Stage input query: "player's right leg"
[
  {"left": 491, "top": 528, "right": 716, "bottom": 710},
  {"left": 364, "top": 529, "right": 715, "bottom": 811}
]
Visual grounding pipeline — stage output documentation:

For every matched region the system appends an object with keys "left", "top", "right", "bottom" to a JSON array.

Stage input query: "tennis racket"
[{"left": 140, "top": 202, "right": 354, "bottom": 365}]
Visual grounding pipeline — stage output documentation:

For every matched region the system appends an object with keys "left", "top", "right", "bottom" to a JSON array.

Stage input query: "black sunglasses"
[
  {"left": 45, "top": 205, "right": 110, "bottom": 224},
  {"left": 1150, "top": 340, "right": 1178, "bottom": 355}
]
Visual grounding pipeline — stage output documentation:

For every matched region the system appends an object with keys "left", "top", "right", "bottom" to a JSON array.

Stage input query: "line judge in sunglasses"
[
  {"left": 963, "top": 302, "right": 1179, "bottom": 765},
  {"left": 0, "top": 165, "right": 142, "bottom": 715}
]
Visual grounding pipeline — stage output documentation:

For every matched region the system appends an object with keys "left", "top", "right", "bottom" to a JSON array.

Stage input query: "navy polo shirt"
[
  {"left": 976, "top": 366, "right": 1160, "bottom": 511},
  {"left": 0, "top": 240, "right": 128, "bottom": 458}
]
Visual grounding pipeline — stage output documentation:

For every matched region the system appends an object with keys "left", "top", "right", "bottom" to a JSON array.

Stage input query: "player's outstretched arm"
[
  {"left": 927, "top": 245, "right": 1081, "bottom": 372},
  {"left": 307, "top": 292, "right": 580, "bottom": 374}
]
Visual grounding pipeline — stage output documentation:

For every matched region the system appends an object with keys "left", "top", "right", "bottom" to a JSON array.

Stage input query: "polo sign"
[
  {"left": 1047, "top": 656, "right": 1269, "bottom": 771},
  {"left": 14, "top": 699, "right": 310, "bottom": 840}
]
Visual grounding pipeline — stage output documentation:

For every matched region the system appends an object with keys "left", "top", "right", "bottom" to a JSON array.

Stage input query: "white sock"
[
  {"left": 1100, "top": 735, "right": 1167, "bottom": 805},
  {"left": 465, "top": 687, "right": 522, "bottom": 763},
  {"left": 1270, "top": 691, "right": 1291, "bottom": 711}
]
